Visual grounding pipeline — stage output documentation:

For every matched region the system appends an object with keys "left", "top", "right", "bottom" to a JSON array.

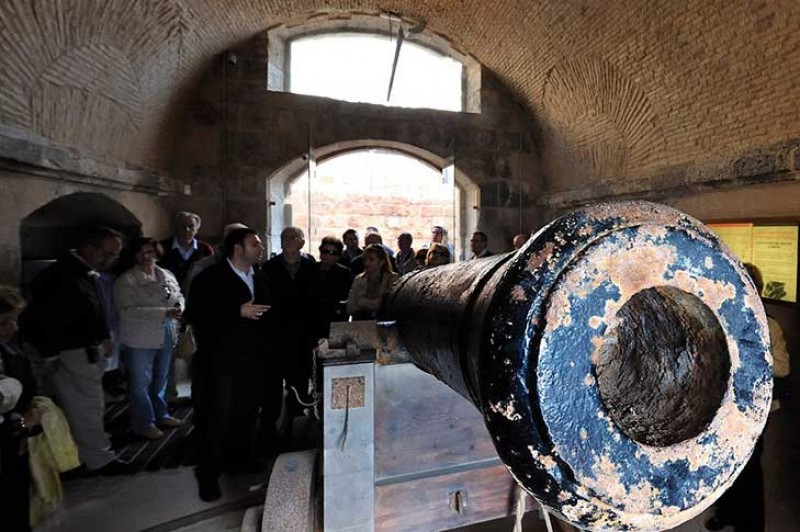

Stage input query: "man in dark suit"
[
  {"left": 469, "top": 231, "right": 494, "bottom": 259},
  {"left": 185, "top": 227, "right": 272, "bottom": 501},
  {"left": 263, "top": 227, "right": 320, "bottom": 414},
  {"left": 24, "top": 226, "right": 131, "bottom": 475}
]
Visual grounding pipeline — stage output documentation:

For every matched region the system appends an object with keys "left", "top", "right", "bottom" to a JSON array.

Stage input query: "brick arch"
[
  {"left": 29, "top": 44, "right": 145, "bottom": 163},
  {"left": 539, "top": 56, "right": 662, "bottom": 187},
  {"left": 18, "top": 192, "right": 143, "bottom": 285},
  {"left": 20, "top": 192, "right": 142, "bottom": 258},
  {"left": 265, "top": 140, "right": 480, "bottom": 259}
]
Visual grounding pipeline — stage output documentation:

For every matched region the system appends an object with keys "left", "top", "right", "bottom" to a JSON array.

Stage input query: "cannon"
[
  {"left": 254, "top": 201, "right": 772, "bottom": 532},
  {"left": 385, "top": 201, "right": 772, "bottom": 531}
]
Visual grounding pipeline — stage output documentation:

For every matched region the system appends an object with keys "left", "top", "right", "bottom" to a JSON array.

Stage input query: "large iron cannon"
[{"left": 385, "top": 201, "right": 772, "bottom": 531}]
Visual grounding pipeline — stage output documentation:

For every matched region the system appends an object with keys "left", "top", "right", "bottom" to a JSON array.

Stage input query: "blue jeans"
[{"left": 122, "top": 326, "right": 174, "bottom": 434}]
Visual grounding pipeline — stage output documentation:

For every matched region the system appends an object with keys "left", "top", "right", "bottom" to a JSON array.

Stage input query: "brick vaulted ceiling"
[{"left": 1, "top": 0, "right": 799, "bottom": 189}]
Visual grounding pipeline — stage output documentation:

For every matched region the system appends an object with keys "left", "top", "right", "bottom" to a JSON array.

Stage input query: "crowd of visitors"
[
  {"left": 0, "top": 210, "right": 788, "bottom": 532},
  {"left": 0, "top": 212, "right": 507, "bottom": 524}
]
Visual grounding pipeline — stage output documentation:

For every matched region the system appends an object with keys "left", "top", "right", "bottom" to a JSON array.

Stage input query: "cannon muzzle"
[{"left": 385, "top": 201, "right": 772, "bottom": 531}]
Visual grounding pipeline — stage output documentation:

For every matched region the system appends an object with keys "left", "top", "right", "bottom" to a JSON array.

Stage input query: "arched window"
[
  {"left": 288, "top": 33, "right": 463, "bottom": 112},
  {"left": 267, "top": 15, "right": 481, "bottom": 113}
]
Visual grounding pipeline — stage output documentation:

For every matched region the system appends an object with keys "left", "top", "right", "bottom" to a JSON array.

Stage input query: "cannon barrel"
[{"left": 385, "top": 201, "right": 772, "bottom": 531}]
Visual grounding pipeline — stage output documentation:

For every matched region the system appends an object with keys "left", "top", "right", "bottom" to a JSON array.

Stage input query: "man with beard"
[{"left": 185, "top": 227, "right": 271, "bottom": 501}]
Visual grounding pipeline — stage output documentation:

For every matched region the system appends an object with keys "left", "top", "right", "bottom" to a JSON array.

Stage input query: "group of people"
[
  {"left": 6, "top": 208, "right": 787, "bottom": 531},
  {"left": 0, "top": 210, "right": 511, "bottom": 523}
]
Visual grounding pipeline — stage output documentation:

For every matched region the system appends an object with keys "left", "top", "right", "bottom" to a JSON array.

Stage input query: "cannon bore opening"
[{"left": 595, "top": 286, "right": 730, "bottom": 446}]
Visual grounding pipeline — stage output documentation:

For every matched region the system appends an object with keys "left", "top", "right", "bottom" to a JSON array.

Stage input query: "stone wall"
[
  {"left": 0, "top": 169, "right": 171, "bottom": 285},
  {"left": 1, "top": 2, "right": 799, "bottom": 249},
  {"left": 171, "top": 31, "right": 542, "bottom": 252}
]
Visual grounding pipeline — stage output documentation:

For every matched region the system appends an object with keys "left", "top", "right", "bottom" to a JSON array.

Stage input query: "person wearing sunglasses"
[{"left": 317, "top": 236, "right": 352, "bottom": 336}]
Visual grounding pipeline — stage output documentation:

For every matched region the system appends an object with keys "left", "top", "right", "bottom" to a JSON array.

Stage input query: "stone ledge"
[
  {"left": 538, "top": 140, "right": 800, "bottom": 212},
  {"left": 0, "top": 126, "right": 178, "bottom": 195}
]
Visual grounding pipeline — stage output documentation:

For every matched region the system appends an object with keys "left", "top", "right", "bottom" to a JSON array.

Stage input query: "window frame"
[{"left": 267, "top": 15, "right": 481, "bottom": 113}]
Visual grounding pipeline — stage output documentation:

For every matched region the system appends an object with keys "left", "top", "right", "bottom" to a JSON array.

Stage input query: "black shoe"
[
  {"left": 89, "top": 459, "right": 135, "bottom": 477},
  {"left": 194, "top": 468, "right": 222, "bottom": 502}
]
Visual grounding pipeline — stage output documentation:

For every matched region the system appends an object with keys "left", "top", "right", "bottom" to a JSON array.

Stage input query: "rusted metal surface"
[
  {"left": 385, "top": 201, "right": 772, "bottom": 531},
  {"left": 331, "top": 376, "right": 366, "bottom": 409},
  {"left": 324, "top": 320, "right": 412, "bottom": 364}
]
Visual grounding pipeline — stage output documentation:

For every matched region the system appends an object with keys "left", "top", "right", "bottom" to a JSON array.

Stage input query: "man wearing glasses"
[
  {"left": 263, "top": 227, "right": 321, "bottom": 416},
  {"left": 317, "top": 236, "right": 352, "bottom": 336}
]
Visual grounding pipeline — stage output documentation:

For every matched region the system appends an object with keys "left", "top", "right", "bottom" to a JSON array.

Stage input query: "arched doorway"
[
  {"left": 265, "top": 141, "right": 480, "bottom": 261},
  {"left": 19, "top": 192, "right": 142, "bottom": 285}
]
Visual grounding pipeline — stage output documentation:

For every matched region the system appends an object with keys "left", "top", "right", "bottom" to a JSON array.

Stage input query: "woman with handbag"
[{"left": 114, "top": 238, "right": 185, "bottom": 440}]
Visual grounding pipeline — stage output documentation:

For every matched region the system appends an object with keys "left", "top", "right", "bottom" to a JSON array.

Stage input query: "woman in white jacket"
[{"left": 115, "top": 238, "right": 185, "bottom": 440}]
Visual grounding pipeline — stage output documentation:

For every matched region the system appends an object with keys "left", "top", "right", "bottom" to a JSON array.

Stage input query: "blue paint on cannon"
[
  {"left": 387, "top": 202, "right": 772, "bottom": 531},
  {"left": 533, "top": 223, "right": 770, "bottom": 519}
]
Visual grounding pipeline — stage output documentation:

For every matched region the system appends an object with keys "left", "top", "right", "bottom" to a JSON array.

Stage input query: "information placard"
[
  {"left": 752, "top": 225, "right": 798, "bottom": 303},
  {"left": 708, "top": 222, "right": 798, "bottom": 304}
]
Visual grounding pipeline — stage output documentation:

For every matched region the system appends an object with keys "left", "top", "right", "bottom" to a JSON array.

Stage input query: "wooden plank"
[
  {"left": 373, "top": 363, "right": 498, "bottom": 479},
  {"left": 375, "top": 464, "right": 527, "bottom": 531}
]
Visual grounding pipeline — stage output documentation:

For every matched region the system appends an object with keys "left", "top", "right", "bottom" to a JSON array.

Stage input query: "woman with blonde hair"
[
  {"left": 425, "top": 242, "right": 451, "bottom": 268},
  {"left": 346, "top": 244, "right": 399, "bottom": 320}
]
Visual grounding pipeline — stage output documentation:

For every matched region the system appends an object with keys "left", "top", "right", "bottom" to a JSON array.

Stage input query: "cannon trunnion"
[{"left": 386, "top": 201, "right": 772, "bottom": 531}]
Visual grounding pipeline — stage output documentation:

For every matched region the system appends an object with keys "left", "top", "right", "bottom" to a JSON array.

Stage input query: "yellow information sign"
[
  {"left": 752, "top": 226, "right": 798, "bottom": 303},
  {"left": 708, "top": 223, "right": 798, "bottom": 303},
  {"left": 708, "top": 223, "right": 753, "bottom": 263}
]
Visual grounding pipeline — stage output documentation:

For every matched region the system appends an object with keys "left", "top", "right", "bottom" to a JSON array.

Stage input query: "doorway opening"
[{"left": 266, "top": 141, "right": 479, "bottom": 261}]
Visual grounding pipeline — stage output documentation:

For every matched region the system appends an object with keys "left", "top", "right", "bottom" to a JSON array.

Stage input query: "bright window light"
[{"left": 289, "top": 33, "right": 463, "bottom": 112}]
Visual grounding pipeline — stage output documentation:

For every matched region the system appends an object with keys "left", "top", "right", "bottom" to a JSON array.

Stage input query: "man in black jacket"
[
  {"left": 263, "top": 227, "right": 320, "bottom": 414},
  {"left": 25, "top": 226, "right": 129, "bottom": 475},
  {"left": 185, "top": 227, "right": 272, "bottom": 501},
  {"left": 317, "top": 236, "right": 352, "bottom": 337},
  {"left": 469, "top": 231, "right": 494, "bottom": 259}
]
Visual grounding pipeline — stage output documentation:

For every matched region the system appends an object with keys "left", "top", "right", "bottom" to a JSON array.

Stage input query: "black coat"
[
  {"left": 318, "top": 263, "right": 352, "bottom": 334},
  {"left": 0, "top": 341, "right": 36, "bottom": 532},
  {"left": 263, "top": 254, "right": 321, "bottom": 343},
  {"left": 185, "top": 260, "right": 271, "bottom": 363},
  {"left": 23, "top": 253, "right": 110, "bottom": 358}
]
